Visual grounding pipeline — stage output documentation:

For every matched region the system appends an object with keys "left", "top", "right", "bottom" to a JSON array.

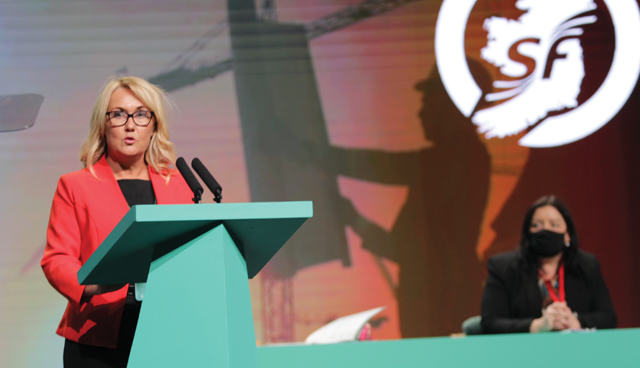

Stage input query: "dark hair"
[{"left": 519, "top": 195, "right": 579, "bottom": 271}]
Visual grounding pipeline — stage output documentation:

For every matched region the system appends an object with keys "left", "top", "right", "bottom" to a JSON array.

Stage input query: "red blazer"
[{"left": 41, "top": 156, "right": 193, "bottom": 348}]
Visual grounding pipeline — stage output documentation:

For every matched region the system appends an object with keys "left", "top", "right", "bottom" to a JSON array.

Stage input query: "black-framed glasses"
[{"left": 105, "top": 110, "right": 155, "bottom": 127}]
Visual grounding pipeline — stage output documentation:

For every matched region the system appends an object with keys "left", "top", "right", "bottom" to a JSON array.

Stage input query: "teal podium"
[{"left": 77, "top": 201, "right": 313, "bottom": 368}]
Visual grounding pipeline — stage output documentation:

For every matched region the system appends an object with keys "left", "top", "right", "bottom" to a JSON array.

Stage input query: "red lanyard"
[{"left": 540, "top": 263, "right": 565, "bottom": 302}]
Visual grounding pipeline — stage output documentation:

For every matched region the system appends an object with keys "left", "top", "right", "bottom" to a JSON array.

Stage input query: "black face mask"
[{"left": 529, "top": 230, "right": 567, "bottom": 257}]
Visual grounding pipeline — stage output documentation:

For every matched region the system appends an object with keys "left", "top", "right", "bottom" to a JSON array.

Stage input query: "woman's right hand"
[
  {"left": 530, "top": 311, "right": 553, "bottom": 332},
  {"left": 82, "top": 284, "right": 127, "bottom": 300}
]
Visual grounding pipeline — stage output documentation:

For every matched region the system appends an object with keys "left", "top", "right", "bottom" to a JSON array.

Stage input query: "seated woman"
[{"left": 481, "top": 195, "right": 617, "bottom": 333}]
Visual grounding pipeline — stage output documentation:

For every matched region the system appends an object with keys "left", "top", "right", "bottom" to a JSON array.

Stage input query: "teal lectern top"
[{"left": 77, "top": 201, "right": 312, "bottom": 368}]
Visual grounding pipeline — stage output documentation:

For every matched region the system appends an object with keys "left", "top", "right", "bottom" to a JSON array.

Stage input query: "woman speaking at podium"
[
  {"left": 481, "top": 195, "right": 617, "bottom": 334},
  {"left": 41, "top": 77, "right": 193, "bottom": 367}
]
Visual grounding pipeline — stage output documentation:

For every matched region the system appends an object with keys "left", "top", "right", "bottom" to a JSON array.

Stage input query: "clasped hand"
[{"left": 530, "top": 301, "right": 581, "bottom": 332}]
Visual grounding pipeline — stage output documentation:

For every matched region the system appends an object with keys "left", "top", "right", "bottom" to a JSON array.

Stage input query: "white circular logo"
[{"left": 435, "top": 0, "right": 640, "bottom": 147}]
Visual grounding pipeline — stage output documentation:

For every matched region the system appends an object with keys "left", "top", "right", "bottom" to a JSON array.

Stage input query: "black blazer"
[{"left": 481, "top": 249, "right": 617, "bottom": 334}]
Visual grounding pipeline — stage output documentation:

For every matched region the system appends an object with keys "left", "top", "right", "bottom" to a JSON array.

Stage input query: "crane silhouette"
[{"left": 146, "top": 0, "right": 423, "bottom": 92}]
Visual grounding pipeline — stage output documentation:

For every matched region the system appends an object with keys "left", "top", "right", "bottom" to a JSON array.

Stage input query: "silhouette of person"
[{"left": 331, "top": 60, "right": 493, "bottom": 337}]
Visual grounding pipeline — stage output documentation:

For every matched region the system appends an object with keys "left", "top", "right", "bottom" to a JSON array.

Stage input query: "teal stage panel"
[{"left": 258, "top": 328, "right": 640, "bottom": 368}]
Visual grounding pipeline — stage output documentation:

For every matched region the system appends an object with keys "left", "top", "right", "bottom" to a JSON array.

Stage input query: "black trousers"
[{"left": 64, "top": 288, "right": 141, "bottom": 368}]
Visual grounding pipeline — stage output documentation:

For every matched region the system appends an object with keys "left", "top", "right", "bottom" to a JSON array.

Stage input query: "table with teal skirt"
[{"left": 257, "top": 328, "right": 640, "bottom": 368}]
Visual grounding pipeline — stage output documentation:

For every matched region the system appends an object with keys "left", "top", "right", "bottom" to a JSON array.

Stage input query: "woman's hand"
[
  {"left": 552, "top": 302, "right": 581, "bottom": 329},
  {"left": 530, "top": 309, "right": 553, "bottom": 332},
  {"left": 81, "top": 284, "right": 127, "bottom": 301},
  {"left": 530, "top": 302, "right": 581, "bottom": 332}
]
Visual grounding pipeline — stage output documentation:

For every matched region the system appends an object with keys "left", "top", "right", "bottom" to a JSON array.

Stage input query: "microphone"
[
  {"left": 176, "top": 157, "right": 203, "bottom": 204},
  {"left": 191, "top": 157, "right": 222, "bottom": 203}
]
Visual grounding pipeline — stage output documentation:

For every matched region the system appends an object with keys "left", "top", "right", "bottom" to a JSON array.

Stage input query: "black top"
[
  {"left": 117, "top": 179, "right": 155, "bottom": 306},
  {"left": 117, "top": 179, "right": 156, "bottom": 207},
  {"left": 481, "top": 249, "right": 617, "bottom": 334}
]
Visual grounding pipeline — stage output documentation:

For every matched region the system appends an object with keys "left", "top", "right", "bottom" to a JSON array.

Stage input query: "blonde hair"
[{"left": 80, "top": 76, "right": 176, "bottom": 181}]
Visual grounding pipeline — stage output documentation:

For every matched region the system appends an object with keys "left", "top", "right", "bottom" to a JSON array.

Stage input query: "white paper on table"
[{"left": 304, "top": 306, "right": 387, "bottom": 344}]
